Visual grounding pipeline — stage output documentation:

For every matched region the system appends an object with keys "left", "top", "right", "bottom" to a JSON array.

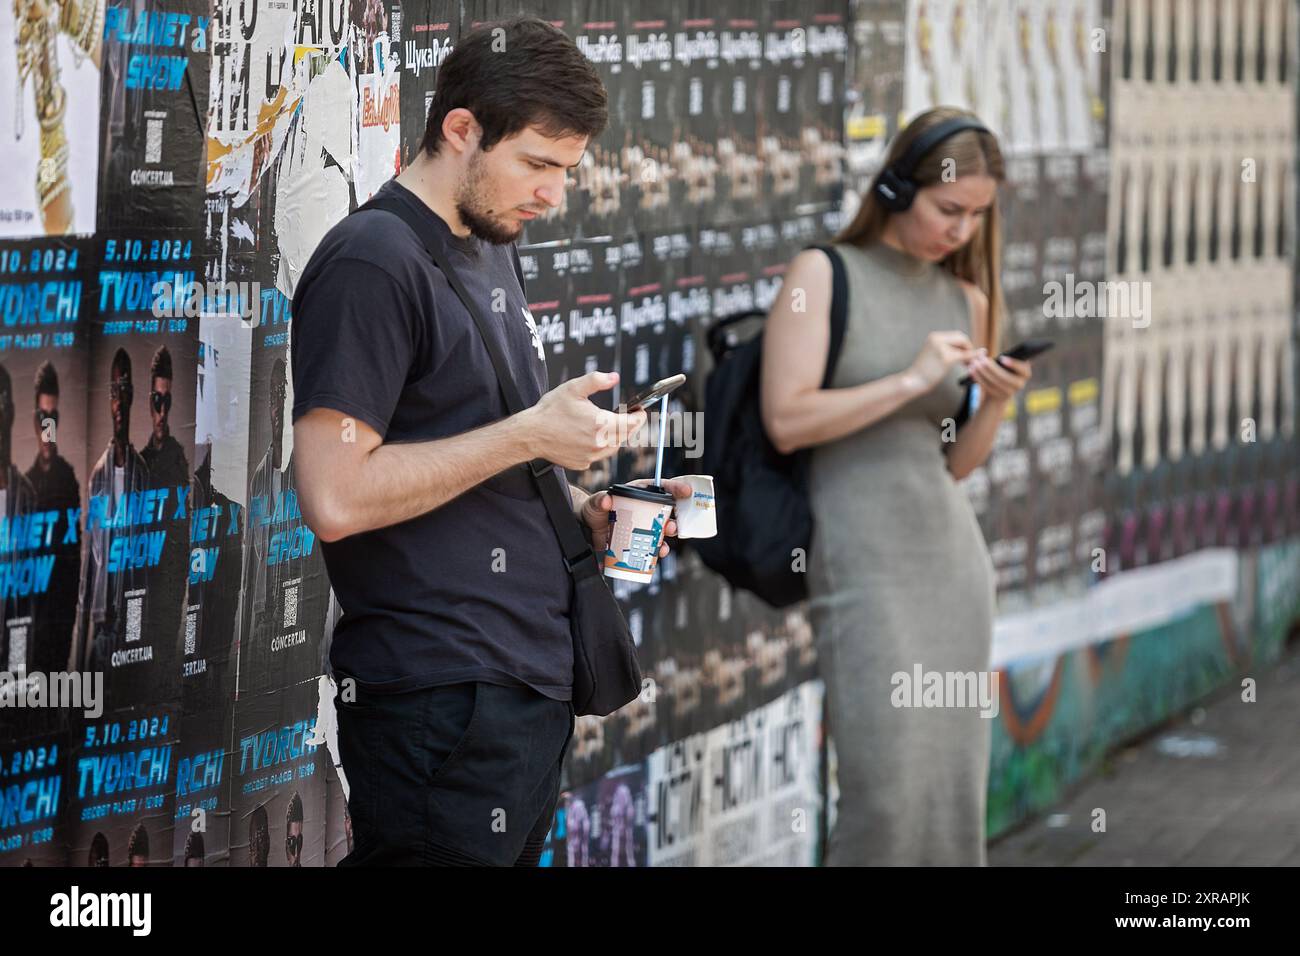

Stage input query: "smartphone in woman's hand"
[{"left": 958, "top": 339, "right": 1053, "bottom": 386}]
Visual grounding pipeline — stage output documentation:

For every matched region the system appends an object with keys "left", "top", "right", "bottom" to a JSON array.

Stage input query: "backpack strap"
[{"left": 804, "top": 243, "right": 849, "bottom": 389}]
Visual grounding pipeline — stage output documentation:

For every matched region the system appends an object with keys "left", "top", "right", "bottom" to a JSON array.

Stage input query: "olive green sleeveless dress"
[{"left": 807, "top": 240, "right": 996, "bottom": 866}]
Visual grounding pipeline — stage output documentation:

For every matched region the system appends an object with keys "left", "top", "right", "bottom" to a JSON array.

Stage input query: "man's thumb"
[{"left": 572, "top": 369, "right": 619, "bottom": 397}]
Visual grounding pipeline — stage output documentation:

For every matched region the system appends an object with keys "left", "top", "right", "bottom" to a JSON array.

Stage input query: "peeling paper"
[
  {"left": 352, "top": 59, "right": 401, "bottom": 204},
  {"left": 205, "top": 5, "right": 301, "bottom": 206},
  {"left": 312, "top": 673, "right": 348, "bottom": 801},
  {"left": 273, "top": 58, "right": 354, "bottom": 298}
]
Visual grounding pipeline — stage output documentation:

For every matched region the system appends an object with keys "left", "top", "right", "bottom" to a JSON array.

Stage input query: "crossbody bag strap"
[{"left": 357, "top": 194, "right": 600, "bottom": 580}]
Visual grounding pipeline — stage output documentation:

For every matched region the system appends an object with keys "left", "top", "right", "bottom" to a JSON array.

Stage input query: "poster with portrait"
[
  {"left": 551, "top": 761, "right": 648, "bottom": 867},
  {"left": 181, "top": 300, "right": 251, "bottom": 716},
  {"left": 170, "top": 708, "right": 231, "bottom": 865},
  {"left": 236, "top": 254, "right": 329, "bottom": 699},
  {"left": 0, "top": 0, "right": 103, "bottom": 237},
  {"left": 228, "top": 677, "right": 327, "bottom": 867},
  {"left": 68, "top": 703, "right": 178, "bottom": 866},
  {"left": 73, "top": 229, "right": 198, "bottom": 714},
  {"left": 0, "top": 236, "right": 92, "bottom": 737}
]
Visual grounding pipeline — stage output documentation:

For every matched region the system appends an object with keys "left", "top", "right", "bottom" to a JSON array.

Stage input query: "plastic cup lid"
[{"left": 607, "top": 482, "right": 676, "bottom": 505}]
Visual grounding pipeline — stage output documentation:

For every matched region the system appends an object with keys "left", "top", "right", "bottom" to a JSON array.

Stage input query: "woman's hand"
[
  {"left": 906, "top": 331, "right": 977, "bottom": 392},
  {"left": 965, "top": 349, "right": 1032, "bottom": 403}
]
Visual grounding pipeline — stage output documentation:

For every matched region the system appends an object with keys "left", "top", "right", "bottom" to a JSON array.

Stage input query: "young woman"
[{"left": 760, "top": 107, "right": 1031, "bottom": 865}]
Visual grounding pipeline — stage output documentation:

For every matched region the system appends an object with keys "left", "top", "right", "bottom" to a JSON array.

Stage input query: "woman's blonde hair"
[{"left": 836, "top": 106, "right": 1007, "bottom": 351}]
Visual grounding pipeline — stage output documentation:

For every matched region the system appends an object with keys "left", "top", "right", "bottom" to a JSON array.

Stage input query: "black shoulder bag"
[{"left": 356, "top": 194, "right": 642, "bottom": 717}]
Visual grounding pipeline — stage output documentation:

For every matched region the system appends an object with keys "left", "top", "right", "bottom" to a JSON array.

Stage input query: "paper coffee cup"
[
  {"left": 671, "top": 475, "right": 717, "bottom": 538},
  {"left": 601, "top": 483, "right": 676, "bottom": 584}
]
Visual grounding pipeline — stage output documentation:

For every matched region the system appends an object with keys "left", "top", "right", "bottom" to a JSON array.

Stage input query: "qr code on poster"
[
  {"left": 125, "top": 590, "right": 145, "bottom": 642},
  {"left": 7, "top": 624, "right": 27, "bottom": 673},
  {"left": 145, "top": 118, "right": 163, "bottom": 164},
  {"left": 282, "top": 583, "right": 299, "bottom": 629}
]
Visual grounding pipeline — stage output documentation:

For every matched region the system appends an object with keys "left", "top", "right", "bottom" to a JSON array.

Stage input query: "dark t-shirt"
[{"left": 289, "top": 178, "right": 574, "bottom": 699}]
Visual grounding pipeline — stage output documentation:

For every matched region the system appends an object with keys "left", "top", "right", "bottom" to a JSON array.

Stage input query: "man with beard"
[
  {"left": 0, "top": 364, "right": 38, "bottom": 681},
  {"left": 71, "top": 349, "right": 150, "bottom": 675},
  {"left": 291, "top": 17, "right": 685, "bottom": 867},
  {"left": 139, "top": 346, "right": 189, "bottom": 662},
  {"left": 25, "top": 361, "right": 80, "bottom": 676},
  {"left": 140, "top": 346, "right": 187, "bottom": 489}
]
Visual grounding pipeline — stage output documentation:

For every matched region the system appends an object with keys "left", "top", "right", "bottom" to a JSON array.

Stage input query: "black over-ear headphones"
[{"left": 872, "top": 117, "right": 991, "bottom": 213}]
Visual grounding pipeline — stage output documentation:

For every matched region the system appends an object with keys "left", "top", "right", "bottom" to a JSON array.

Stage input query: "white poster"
[{"left": 0, "top": 0, "right": 103, "bottom": 236}]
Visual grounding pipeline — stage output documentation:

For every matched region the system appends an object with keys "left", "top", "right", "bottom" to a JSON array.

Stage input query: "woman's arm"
[
  {"left": 760, "top": 249, "right": 955, "bottom": 455},
  {"left": 945, "top": 395, "right": 1009, "bottom": 480},
  {"left": 944, "top": 282, "right": 1031, "bottom": 480}
]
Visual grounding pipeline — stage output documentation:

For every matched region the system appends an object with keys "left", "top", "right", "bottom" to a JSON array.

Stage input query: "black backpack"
[{"left": 692, "top": 244, "right": 849, "bottom": 608}]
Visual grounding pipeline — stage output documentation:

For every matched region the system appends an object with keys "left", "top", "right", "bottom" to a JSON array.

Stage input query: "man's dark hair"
[
  {"left": 419, "top": 16, "right": 607, "bottom": 158},
  {"left": 111, "top": 348, "right": 131, "bottom": 382},
  {"left": 150, "top": 345, "right": 173, "bottom": 383},
  {"left": 127, "top": 823, "right": 149, "bottom": 861},
  {"left": 88, "top": 832, "right": 109, "bottom": 866},
  {"left": 34, "top": 361, "right": 58, "bottom": 402},
  {"left": 184, "top": 831, "right": 205, "bottom": 862},
  {"left": 249, "top": 805, "right": 270, "bottom": 865}
]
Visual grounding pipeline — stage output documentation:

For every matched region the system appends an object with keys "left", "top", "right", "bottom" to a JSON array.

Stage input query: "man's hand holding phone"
[{"left": 524, "top": 370, "right": 647, "bottom": 470}]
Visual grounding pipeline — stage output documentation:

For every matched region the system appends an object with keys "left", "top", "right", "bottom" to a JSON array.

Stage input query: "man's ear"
[{"left": 440, "top": 108, "right": 480, "bottom": 155}]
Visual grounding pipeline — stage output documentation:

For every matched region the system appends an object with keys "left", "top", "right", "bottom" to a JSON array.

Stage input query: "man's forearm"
[{"left": 317, "top": 412, "right": 538, "bottom": 541}]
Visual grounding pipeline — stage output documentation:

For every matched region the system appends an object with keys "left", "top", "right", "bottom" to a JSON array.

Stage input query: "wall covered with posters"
[
  {"left": 986, "top": 0, "right": 1300, "bottom": 835},
  {"left": 844, "top": 0, "right": 1300, "bottom": 838},
  {"left": 0, "top": 0, "right": 1295, "bottom": 867}
]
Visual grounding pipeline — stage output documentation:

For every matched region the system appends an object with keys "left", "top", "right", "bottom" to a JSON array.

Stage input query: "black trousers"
[{"left": 335, "top": 679, "right": 574, "bottom": 866}]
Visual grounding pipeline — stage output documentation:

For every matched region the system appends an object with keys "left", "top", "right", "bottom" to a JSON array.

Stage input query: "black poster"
[{"left": 97, "top": 0, "right": 211, "bottom": 231}]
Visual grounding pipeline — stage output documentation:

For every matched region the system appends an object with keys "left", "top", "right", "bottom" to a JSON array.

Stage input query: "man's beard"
[{"left": 455, "top": 153, "right": 522, "bottom": 246}]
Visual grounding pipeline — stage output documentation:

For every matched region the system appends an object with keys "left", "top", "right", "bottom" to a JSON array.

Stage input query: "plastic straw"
[{"left": 654, "top": 393, "right": 668, "bottom": 488}]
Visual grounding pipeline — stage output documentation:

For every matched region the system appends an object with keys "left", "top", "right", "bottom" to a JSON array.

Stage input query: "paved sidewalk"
[{"left": 990, "top": 642, "right": 1300, "bottom": 866}]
